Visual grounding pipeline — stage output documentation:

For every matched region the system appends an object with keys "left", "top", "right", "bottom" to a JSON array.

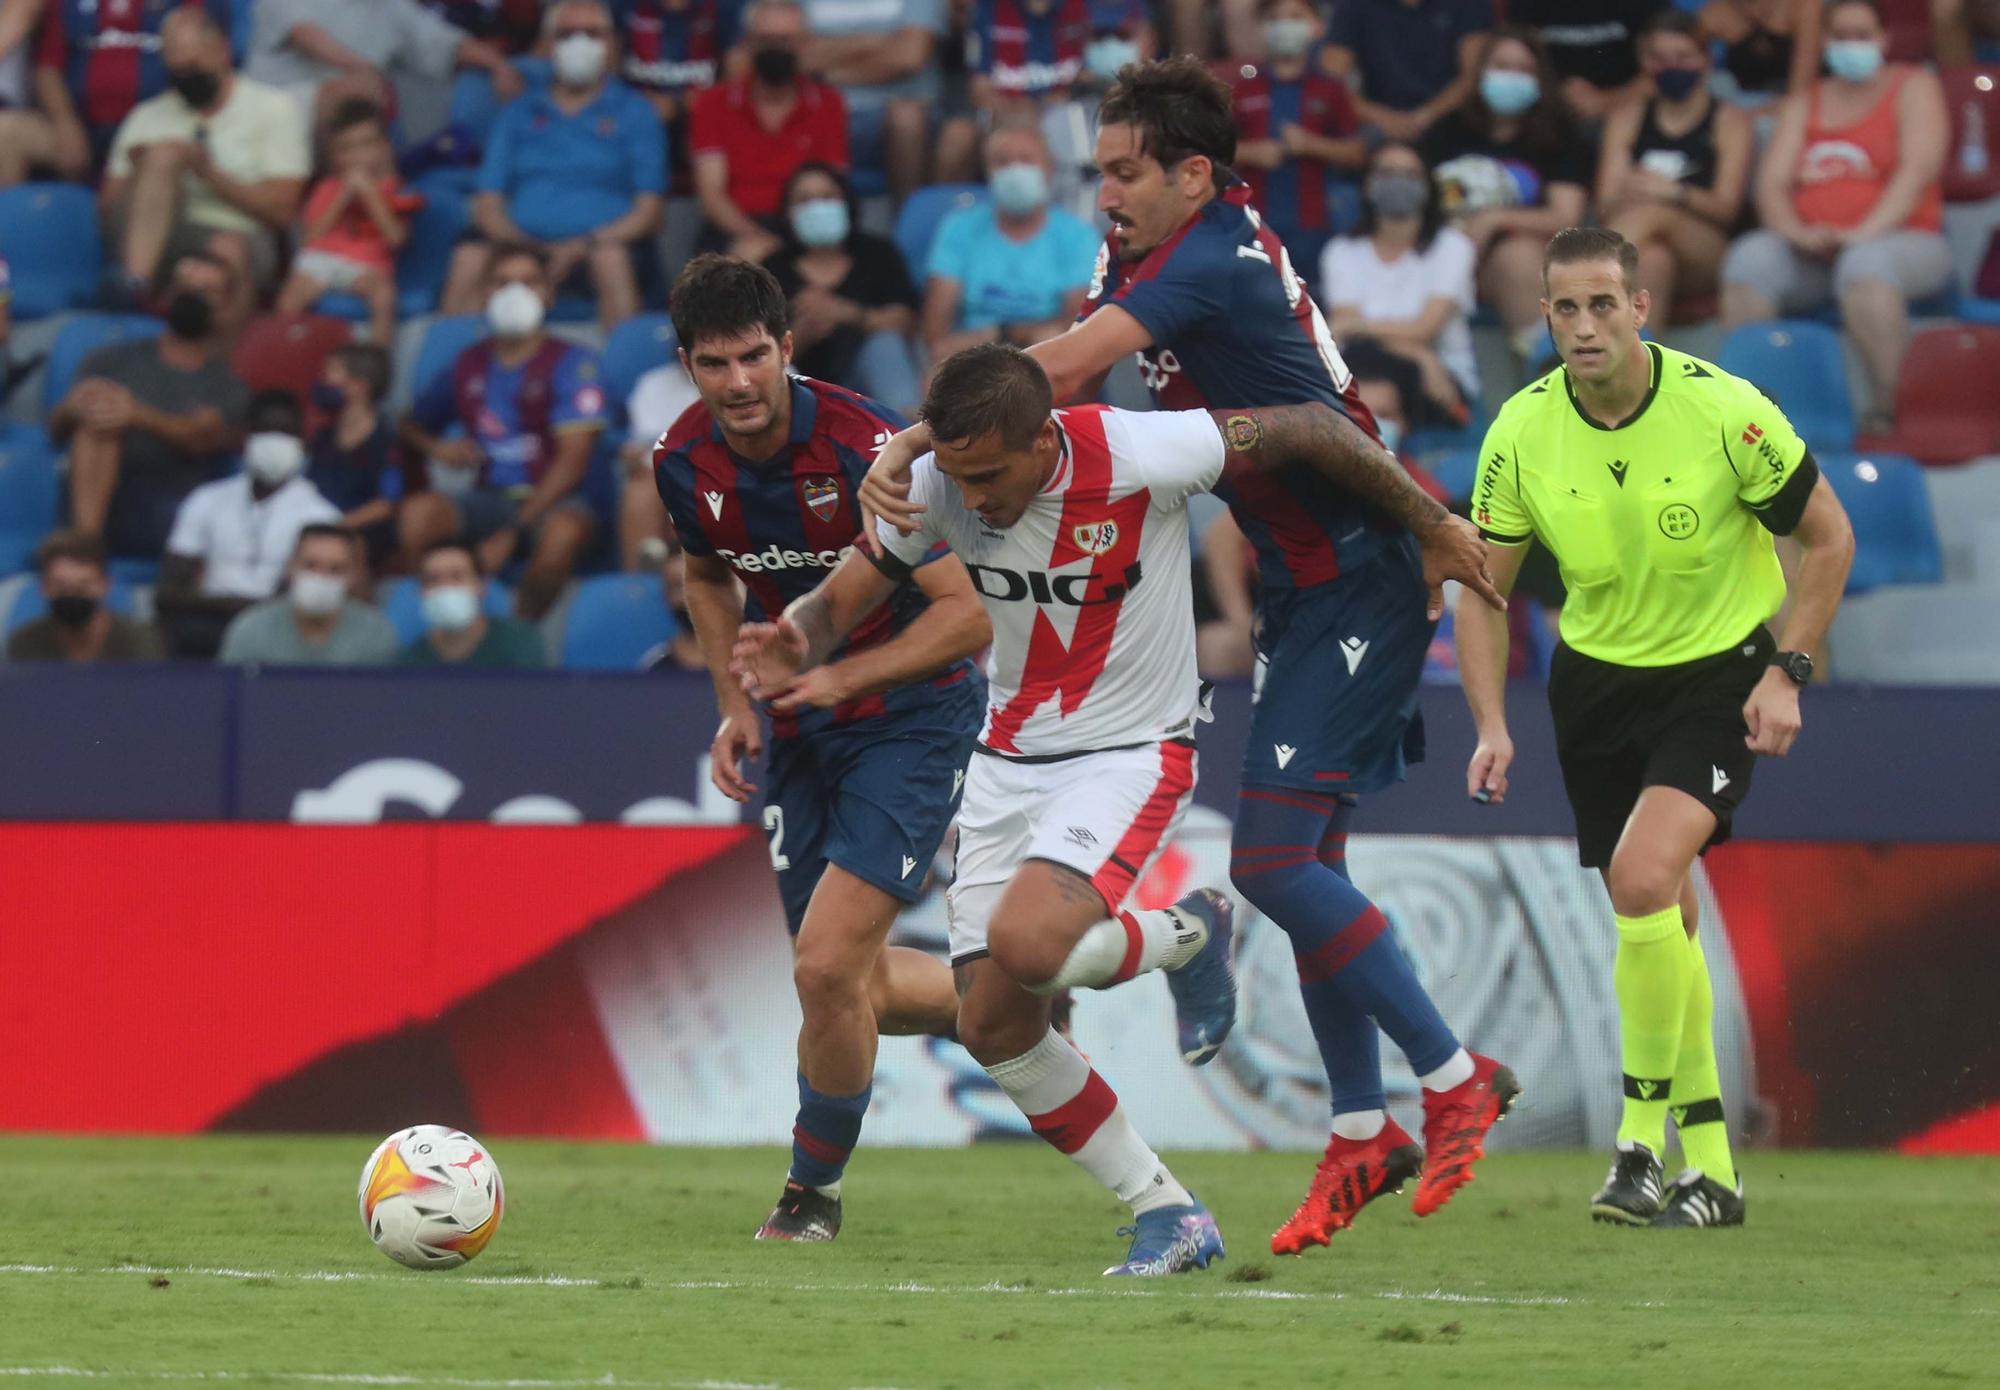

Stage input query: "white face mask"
[
  {"left": 290, "top": 570, "right": 348, "bottom": 617},
  {"left": 245, "top": 431, "right": 306, "bottom": 485},
  {"left": 487, "top": 281, "right": 545, "bottom": 338},
  {"left": 422, "top": 584, "right": 481, "bottom": 633},
  {"left": 553, "top": 33, "right": 608, "bottom": 87}
]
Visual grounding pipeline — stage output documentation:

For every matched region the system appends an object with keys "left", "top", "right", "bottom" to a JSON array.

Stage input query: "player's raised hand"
[
  {"left": 1419, "top": 515, "right": 1506, "bottom": 619},
  {"left": 709, "top": 711, "right": 763, "bottom": 803},
  {"left": 1467, "top": 729, "right": 1514, "bottom": 805},
  {"left": 732, "top": 618, "right": 809, "bottom": 700},
  {"left": 858, "top": 425, "right": 929, "bottom": 555}
]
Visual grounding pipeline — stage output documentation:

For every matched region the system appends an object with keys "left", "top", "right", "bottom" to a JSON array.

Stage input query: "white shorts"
[
  {"left": 945, "top": 740, "right": 1197, "bottom": 964},
  {"left": 293, "top": 249, "right": 382, "bottom": 292}
]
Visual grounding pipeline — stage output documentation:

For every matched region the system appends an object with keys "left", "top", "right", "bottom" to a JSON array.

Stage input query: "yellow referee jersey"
[{"left": 1473, "top": 342, "right": 1818, "bottom": 667}]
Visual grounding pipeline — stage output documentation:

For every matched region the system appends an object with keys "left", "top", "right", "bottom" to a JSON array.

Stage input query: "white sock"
[
  {"left": 1419, "top": 1048, "right": 1475, "bottom": 1093},
  {"left": 1330, "top": 1109, "right": 1387, "bottom": 1141},
  {"left": 985, "top": 1029, "right": 1194, "bottom": 1215},
  {"left": 1036, "top": 907, "right": 1207, "bottom": 994}
]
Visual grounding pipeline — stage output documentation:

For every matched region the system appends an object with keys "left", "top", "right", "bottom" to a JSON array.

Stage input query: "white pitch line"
[{"left": 0, "top": 1261, "right": 1582, "bottom": 1309}]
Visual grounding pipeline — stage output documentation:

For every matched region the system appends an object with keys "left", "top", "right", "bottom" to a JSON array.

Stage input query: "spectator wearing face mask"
[
  {"left": 156, "top": 388, "right": 341, "bottom": 659},
  {"left": 1420, "top": 25, "right": 1589, "bottom": 365},
  {"left": 1503, "top": 0, "right": 1668, "bottom": 122},
  {"left": 921, "top": 119, "right": 1097, "bottom": 369},
  {"left": 399, "top": 538, "right": 548, "bottom": 667},
  {"left": 32, "top": 0, "right": 235, "bottom": 178},
  {"left": 443, "top": 0, "right": 665, "bottom": 332},
  {"left": 1229, "top": 0, "right": 1368, "bottom": 270},
  {"left": 689, "top": 0, "right": 848, "bottom": 263},
  {"left": 1320, "top": 142, "right": 1480, "bottom": 431},
  {"left": 218, "top": 523, "right": 400, "bottom": 665},
  {"left": 401, "top": 242, "right": 608, "bottom": 620},
  {"left": 49, "top": 251, "right": 250, "bottom": 563},
  {"left": 307, "top": 344, "right": 403, "bottom": 569},
  {"left": 764, "top": 162, "right": 922, "bottom": 411},
  {"left": 1719, "top": 0, "right": 1948, "bottom": 432},
  {"left": 6, "top": 530, "right": 168, "bottom": 664},
  {"left": 100, "top": 7, "right": 308, "bottom": 329},
  {"left": 933, "top": 0, "right": 1155, "bottom": 186}
]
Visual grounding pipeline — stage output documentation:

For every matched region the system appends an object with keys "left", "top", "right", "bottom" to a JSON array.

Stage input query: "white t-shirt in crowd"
[
  {"left": 627, "top": 363, "right": 702, "bottom": 450},
  {"left": 1319, "top": 227, "right": 1481, "bottom": 402},
  {"left": 167, "top": 473, "right": 341, "bottom": 601}
]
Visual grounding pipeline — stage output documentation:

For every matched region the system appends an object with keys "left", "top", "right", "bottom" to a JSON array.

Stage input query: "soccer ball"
[{"left": 357, "top": 1125, "right": 505, "bottom": 1269}]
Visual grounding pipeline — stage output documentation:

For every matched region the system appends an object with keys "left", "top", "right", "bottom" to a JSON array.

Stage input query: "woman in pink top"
[{"left": 1719, "top": 0, "right": 1948, "bottom": 430}]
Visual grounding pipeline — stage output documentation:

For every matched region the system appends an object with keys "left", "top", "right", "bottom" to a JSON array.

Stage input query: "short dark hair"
[
  {"left": 1543, "top": 226, "right": 1641, "bottom": 295},
  {"left": 670, "top": 253, "right": 790, "bottom": 354},
  {"left": 921, "top": 344, "right": 1052, "bottom": 453},
  {"left": 294, "top": 522, "right": 356, "bottom": 557},
  {"left": 1641, "top": 8, "right": 1703, "bottom": 42},
  {"left": 330, "top": 343, "right": 390, "bottom": 403},
  {"left": 33, "top": 528, "right": 107, "bottom": 577},
  {"left": 170, "top": 247, "right": 237, "bottom": 290},
  {"left": 488, "top": 241, "right": 549, "bottom": 279},
  {"left": 247, "top": 388, "right": 304, "bottom": 436},
  {"left": 1097, "top": 56, "right": 1236, "bottom": 191},
  {"left": 421, "top": 537, "right": 482, "bottom": 576},
  {"left": 325, "top": 97, "right": 387, "bottom": 143}
]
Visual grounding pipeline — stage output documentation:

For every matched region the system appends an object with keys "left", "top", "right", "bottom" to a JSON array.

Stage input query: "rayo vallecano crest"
[{"left": 1072, "top": 520, "right": 1119, "bottom": 555}]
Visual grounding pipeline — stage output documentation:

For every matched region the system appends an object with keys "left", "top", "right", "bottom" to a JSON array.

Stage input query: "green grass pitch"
[{"left": 0, "top": 1137, "right": 1994, "bottom": 1389}]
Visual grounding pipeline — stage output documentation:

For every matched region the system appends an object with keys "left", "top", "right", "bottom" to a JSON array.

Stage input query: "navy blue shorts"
[
  {"left": 759, "top": 679, "right": 981, "bottom": 936},
  {"left": 1242, "top": 537, "right": 1434, "bottom": 795}
]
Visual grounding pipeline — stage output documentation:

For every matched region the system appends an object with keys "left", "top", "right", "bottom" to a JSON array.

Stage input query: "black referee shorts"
[{"left": 1547, "top": 626, "right": 1776, "bottom": 869}]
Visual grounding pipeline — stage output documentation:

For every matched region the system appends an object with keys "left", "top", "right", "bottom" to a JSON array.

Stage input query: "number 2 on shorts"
[{"left": 762, "top": 804, "right": 791, "bottom": 871}]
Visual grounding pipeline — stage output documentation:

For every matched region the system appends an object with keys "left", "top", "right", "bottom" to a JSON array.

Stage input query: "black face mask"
[
  {"left": 166, "top": 290, "right": 214, "bottom": 341},
  {"left": 752, "top": 46, "right": 798, "bottom": 86},
  {"left": 49, "top": 594, "right": 99, "bottom": 628},
  {"left": 167, "top": 65, "right": 220, "bottom": 109}
]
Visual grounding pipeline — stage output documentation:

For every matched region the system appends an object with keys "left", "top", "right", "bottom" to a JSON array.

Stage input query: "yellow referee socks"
[
  {"left": 1670, "top": 931, "right": 1737, "bottom": 1189},
  {"left": 1613, "top": 904, "right": 1693, "bottom": 1156}
]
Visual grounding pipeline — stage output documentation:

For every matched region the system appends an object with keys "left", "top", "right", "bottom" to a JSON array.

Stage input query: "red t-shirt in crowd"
[{"left": 688, "top": 76, "right": 849, "bottom": 219}]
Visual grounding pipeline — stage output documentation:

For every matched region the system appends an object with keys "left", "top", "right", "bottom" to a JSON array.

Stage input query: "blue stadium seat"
[
  {"left": 0, "top": 426, "right": 59, "bottom": 575},
  {"left": 379, "top": 575, "right": 517, "bottom": 645},
  {"left": 408, "top": 314, "right": 488, "bottom": 402},
  {"left": 894, "top": 183, "right": 987, "bottom": 279},
  {"left": 603, "top": 314, "right": 676, "bottom": 422},
  {"left": 1818, "top": 451, "right": 1943, "bottom": 593},
  {"left": 0, "top": 183, "right": 104, "bottom": 320},
  {"left": 6, "top": 576, "right": 136, "bottom": 632},
  {"left": 1716, "top": 319, "right": 1856, "bottom": 452},
  {"left": 42, "top": 314, "right": 164, "bottom": 412},
  {"left": 560, "top": 572, "right": 675, "bottom": 669},
  {"left": 1426, "top": 447, "right": 1481, "bottom": 504}
]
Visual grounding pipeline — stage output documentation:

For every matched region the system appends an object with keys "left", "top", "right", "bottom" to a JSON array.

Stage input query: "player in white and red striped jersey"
[{"left": 731, "top": 345, "right": 1495, "bottom": 1276}]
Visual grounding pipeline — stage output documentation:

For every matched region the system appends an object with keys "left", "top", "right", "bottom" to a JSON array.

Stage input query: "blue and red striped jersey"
[
  {"left": 1078, "top": 181, "right": 1398, "bottom": 594},
  {"left": 612, "top": 0, "right": 721, "bottom": 94},
  {"left": 653, "top": 376, "right": 976, "bottom": 737},
  {"left": 970, "top": 0, "right": 1090, "bottom": 98},
  {"left": 37, "top": 0, "right": 228, "bottom": 136},
  {"left": 1228, "top": 62, "right": 1358, "bottom": 237}
]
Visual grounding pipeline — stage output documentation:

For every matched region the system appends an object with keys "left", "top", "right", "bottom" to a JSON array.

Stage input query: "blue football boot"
[
  {"left": 1104, "top": 1199, "right": 1226, "bottom": 1277},
  {"left": 1164, "top": 888, "right": 1236, "bottom": 1065}
]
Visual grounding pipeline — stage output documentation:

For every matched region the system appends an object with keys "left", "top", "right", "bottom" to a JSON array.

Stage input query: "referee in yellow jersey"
[{"left": 1454, "top": 227, "right": 1855, "bottom": 1229}]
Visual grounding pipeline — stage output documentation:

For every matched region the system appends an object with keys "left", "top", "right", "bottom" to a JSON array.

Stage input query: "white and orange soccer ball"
[{"left": 357, "top": 1125, "right": 505, "bottom": 1269}]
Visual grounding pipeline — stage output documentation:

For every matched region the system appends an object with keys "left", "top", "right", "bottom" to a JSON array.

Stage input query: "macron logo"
[
  {"left": 703, "top": 490, "right": 724, "bottom": 520},
  {"left": 1636, "top": 1079, "right": 1659, "bottom": 1099},
  {"left": 1341, "top": 637, "right": 1369, "bottom": 675},
  {"left": 1712, "top": 766, "right": 1730, "bottom": 794},
  {"left": 951, "top": 768, "right": 964, "bottom": 798},
  {"left": 1274, "top": 744, "right": 1297, "bottom": 769},
  {"left": 900, "top": 855, "right": 917, "bottom": 880}
]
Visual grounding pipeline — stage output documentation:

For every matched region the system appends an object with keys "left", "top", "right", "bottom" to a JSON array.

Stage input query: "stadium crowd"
[{"left": 0, "top": 0, "right": 1992, "bottom": 678}]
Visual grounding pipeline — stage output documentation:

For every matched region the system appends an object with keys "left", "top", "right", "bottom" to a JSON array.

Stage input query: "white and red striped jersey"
[{"left": 874, "top": 404, "right": 1225, "bottom": 758}]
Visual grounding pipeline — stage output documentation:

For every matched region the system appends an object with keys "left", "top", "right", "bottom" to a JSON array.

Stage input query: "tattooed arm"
[{"left": 1208, "top": 403, "right": 1506, "bottom": 617}]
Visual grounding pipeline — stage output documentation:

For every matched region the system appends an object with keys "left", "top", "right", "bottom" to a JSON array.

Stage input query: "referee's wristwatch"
[{"left": 1771, "top": 651, "right": 1815, "bottom": 687}]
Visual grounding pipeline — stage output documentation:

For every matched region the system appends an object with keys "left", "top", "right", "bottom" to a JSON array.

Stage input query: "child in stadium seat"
[
  {"left": 307, "top": 344, "right": 404, "bottom": 573},
  {"left": 277, "top": 101, "right": 421, "bottom": 345}
]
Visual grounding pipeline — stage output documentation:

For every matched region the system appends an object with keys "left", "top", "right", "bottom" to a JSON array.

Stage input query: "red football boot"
[
  {"left": 1411, "top": 1053, "right": 1520, "bottom": 1217},
  {"left": 1270, "top": 1118, "right": 1424, "bottom": 1256}
]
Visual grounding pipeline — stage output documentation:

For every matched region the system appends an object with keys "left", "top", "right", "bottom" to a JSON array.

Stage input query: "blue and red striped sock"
[
  {"left": 1233, "top": 787, "right": 1461, "bottom": 1097},
  {"left": 789, "top": 1074, "right": 870, "bottom": 1193}
]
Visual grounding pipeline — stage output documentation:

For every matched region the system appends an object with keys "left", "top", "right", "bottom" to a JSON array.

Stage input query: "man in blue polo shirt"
[{"left": 443, "top": 0, "right": 665, "bottom": 329}]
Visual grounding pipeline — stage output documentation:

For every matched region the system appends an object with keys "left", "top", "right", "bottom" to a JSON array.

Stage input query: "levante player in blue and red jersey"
[
  {"left": 655, "top": 256, "right": 989, "bottom": 1242},
  {"left": 862, "top": 57, "right": 1516, "bottom": 1257}
]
